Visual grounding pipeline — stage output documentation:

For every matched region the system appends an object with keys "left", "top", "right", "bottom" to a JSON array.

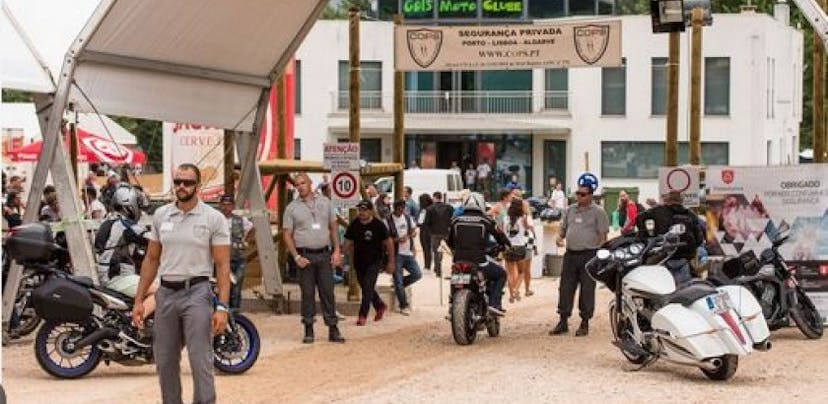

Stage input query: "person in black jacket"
[
  {"left": 448, "top": 192, "right": 511, "bottom": 315},
  {"left": 424, "top": 192, "right": 455, "bottom": 276},
  {"left": 635, "top": 191, "right": 704, "bottom": 284}
]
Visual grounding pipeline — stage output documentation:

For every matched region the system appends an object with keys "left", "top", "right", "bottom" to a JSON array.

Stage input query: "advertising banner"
[
  {"left": 395, "top": 20, "right": 622, "bottom": 71},
  {"left": 658, "top": 165, "right": 701, "bottom": 207},
  {"left": 162, "top": 123, "right": 225, "bottom": 200},
  {"left": 704, "top": 164, "right": 828, "bottom": 322}
]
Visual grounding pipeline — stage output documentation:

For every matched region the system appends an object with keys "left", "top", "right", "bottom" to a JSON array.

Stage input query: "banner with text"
[
  {"left": 162, "top": 123, "right": 225, "bottom": 200},
  {"left": 395, "top": 20, "right": 622, "bottom": 71},
  {"left": 704, "top": 164, "right": 828, "bottom": 322}
]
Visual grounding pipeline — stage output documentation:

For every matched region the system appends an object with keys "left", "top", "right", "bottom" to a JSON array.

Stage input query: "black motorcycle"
[
  {"left": 708, "top": 232, "right": 823, "bottom": 339},
  {"left": 448, "top": 246, "right": 504, "bottom": 346},
  {"left": 31, "top": 270, "right": 261, "bottom": 379},
  {"left": 2, "top": 222, "right": 71, "bottom": 339}
]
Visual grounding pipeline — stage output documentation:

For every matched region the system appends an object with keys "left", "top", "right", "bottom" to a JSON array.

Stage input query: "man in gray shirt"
[
  {"left": 283, "top": 173, "right": 345, "bottom": 344},
  {"left": 550, "top": 183, "right": 609, "bottom": 337},
  {"left": 133, "top": 163, "right": 231, "bottom": 404}
]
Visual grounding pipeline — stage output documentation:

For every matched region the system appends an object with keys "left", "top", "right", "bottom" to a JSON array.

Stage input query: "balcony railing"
[{"left": 333, "top": 90, "right": 569, "bottom": 114}]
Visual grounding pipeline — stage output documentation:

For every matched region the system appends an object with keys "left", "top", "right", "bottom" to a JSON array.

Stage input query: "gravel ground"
[{"left": 3, "top": 277, "right": 827, "bottom": 403}]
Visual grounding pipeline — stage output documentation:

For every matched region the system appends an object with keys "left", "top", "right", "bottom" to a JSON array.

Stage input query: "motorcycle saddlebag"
[{"left": 32, "top": 277, "right": 93, "bottom": 322}]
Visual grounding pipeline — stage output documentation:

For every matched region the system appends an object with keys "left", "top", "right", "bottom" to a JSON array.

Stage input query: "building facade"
[{"left": 293, "top": 7, "right": 802, "bottom": 200}]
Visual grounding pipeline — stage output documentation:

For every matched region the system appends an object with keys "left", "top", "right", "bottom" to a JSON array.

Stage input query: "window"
[
  {"left": 569, "top": 0, "right": 596, "bottom": 15},
  {"left": 293, "top": 138, "right": 301, "bottom": 160},
  {"left": 765, "top": 57, "right": 775, "bottom": 119},
  {"left": 597, "top": 0, "right": 614, "bottom": 14},
  {"left": 602, "top": 58, "right": 626, "bottom": 116},
  {"left": 529, "top": 0, "right": 565, "bottom": 18},
  {"left": 340, "top": 138, "right": 382, "bottom": 162},
  {"left": 651, "top": 57, "right": 668, "bottom": 116},
  {"left": 337, "top": 61, "right": 382, "bottom": 109},
  {"left": 544, "top": 68, "right": 568, "bottom": 110},
  {"left": 704, "top": 57, "right": 730, "bottom": 116},
  {"left": 294, "top": 60, "right": 301, "bottom": 114},
  {"left": 480, "top": 70, "right": 532, "bottom": 113},
  {"left": 601, "top": 141, "right": 729, "bottom": 179}
]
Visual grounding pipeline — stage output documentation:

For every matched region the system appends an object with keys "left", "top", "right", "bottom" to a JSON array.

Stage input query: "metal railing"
[{"left": 332, "top": 90, "right": 569, "bottom": 114}]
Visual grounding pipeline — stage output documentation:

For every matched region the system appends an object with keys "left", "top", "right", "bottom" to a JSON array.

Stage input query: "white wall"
[{"left": 293, "top": 13, "right": 803, "bottom": 201}]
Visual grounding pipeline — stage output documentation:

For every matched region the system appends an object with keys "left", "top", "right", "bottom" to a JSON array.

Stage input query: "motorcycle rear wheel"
[
  {"left": 451, "top": 289, "right": 477, "bottom": 346},
  {"left": 34, "top": 321, "right": 102, "bottom": 379},
  {"left": 789, "top": 288, "right": 824, "bottom": 339},
  {"left": 213, "top": 313, "right": 261, "bottom": 374},
  {"left": 609, "top": 305, "right": 648, "bottom": 365},
  {"left": 486, "top": 317, "right": 500, "bottom": 338},
  {"left": 701, "top": 354, "right": 738, "bottom": 381}
]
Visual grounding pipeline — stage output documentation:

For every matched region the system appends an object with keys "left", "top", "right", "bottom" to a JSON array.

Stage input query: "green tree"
[
  {"left": 617, "top": 0, "right": 818, "bottom": 152},
  {"left": 109, "top": 117, "right": 163, "bottom": 173},
  {"left": 320, "top": 0, "right": 374, "bottom": 19},
  {"left": 2, "top": 89, "right": 34, "bottom": 103}
]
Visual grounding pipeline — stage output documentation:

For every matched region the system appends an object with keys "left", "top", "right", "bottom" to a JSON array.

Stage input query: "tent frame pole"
[{"left": 236, "top": 89, "right": 283, "bottom": 299}]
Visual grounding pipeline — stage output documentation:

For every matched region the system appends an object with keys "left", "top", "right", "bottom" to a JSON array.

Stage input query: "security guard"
[{"left": 133, "top": 163, "right": 231, "bottom": 404}]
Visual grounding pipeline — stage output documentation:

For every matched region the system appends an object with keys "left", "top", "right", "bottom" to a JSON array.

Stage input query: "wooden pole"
[
  {"left": 584, "top": 151, "right": 589, "bottom": 171},
  {"left": 223, "top": 130, "right": 235, "bottom": 194},
  {"left": 815, "top": 0, "right": 827, "bottom": 163},
  {"left": 276, "top": 75, "right": 289, "bottom": 280},
  {"left": 689, "top": 8, "right": 703, "bottom": 166},
  {"left": 665, "top": 31, "right": 680, "bottom": 167},
  {"left": 393, "top": 14, "right": 405, "bottom": 201},
  {"left": 347, "top": 7, "right": 361, "bottom": 301}
]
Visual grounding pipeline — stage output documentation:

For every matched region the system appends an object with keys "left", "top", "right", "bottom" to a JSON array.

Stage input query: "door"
[
  {"left": 543, "top": 140, "right": 567, "bottom": 196},
  {"left": 438, "top": 141, "right": 463, "bottom": 169}
]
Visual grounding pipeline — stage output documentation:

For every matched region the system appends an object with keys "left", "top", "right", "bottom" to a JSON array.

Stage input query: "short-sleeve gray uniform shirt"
[
  {"left": 560, "top": 203, "right": 610, "bottom": 251},
  {"left": 149, "top": 201, "right": 230, "bottom": 281},
  {"left": 282, "top": 195, "right": 335, "bottom": 249}
]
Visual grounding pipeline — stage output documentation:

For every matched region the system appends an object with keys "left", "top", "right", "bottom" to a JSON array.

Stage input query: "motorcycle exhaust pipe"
[
  {"left": 698, "top": 358, "right": 723, "bottom": 371},
  {"left": 97, "top": 340, "right": 116, "bottom": 353},
  {"left": 753, "top": 340, "right": 772, "bottom": 352},
  {"left": 71, "top": 327, "right": 119, "bottom": 351}
]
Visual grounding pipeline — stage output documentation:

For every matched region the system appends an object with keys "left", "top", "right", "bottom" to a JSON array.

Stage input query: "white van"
[{"left": 374, "top": 169, "right": 465, "bottom": 205}]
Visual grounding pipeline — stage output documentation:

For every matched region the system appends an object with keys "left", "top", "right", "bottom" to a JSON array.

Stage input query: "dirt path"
[{"left": 3, "top": 279, "right": 827, "bottom": 403}]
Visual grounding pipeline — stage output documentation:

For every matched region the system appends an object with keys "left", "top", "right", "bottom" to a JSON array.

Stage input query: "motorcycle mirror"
[
  {"left": 596, "top": 249, "right": 611, "bottom": 260},
  {"left": 668, "top": 223, "right": 685, "bottom": 235}
]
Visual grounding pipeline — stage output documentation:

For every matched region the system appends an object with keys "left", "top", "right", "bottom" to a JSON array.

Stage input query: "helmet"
[
  {"left": 577, "top": 172, "right": 599, "bottom": 193},
  {"left": 462, "top": 192, "right": 486, "bottom": 212},
  {"left": 111, "top": 185, "right": 142, "bottom": 221}
]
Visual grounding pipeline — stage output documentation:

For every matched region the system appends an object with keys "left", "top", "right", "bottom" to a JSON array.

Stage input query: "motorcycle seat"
[
  {"left": 98, "top": 287, "right": 134, "bottom": 305},
  {"left": 67, "top": 275, "right": 94, "bottom": 288},
  {"left": 663, "top": 282, "right": 718, "bottom": 307}
]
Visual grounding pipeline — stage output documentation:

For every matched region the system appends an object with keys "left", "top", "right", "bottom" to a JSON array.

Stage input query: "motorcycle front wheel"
[
  {"left": 609, "top": 304, "right": 648, "bottom": 365},
  {"left": 701, "top": 354, "right": 738, "bottom": 381},
  {"left": 213, "top": 313, "right": 261, "bottom": 374},
  {"left": 34, "top": 321, "right": 102, "bottom": 379},
  {"left": 451, "top": 289, "right": 478, "bottom": 346},
  {"left": 789, "top": 288, "right": 824, "bottom": 339}
]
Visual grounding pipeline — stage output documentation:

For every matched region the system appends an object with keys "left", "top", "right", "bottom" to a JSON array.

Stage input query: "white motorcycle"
[{"left": 585, "top": 224, "right": 771, "bottom": 381}]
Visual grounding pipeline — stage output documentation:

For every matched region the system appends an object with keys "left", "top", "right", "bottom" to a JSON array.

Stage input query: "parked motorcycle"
[
  {"left": 447, "top": 245, "right": 504, "bottom": 346},
  {"left": 586, "top": 225, "right": 772, "bottom": 381},
  {"left": 707, "top": 231, "right": 823, "bottom": 339},
  {"left": 2, "top": 222, "right": 71, "bottom": 339}
]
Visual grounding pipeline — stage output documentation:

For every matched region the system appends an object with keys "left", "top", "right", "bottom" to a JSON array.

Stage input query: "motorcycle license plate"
[
  {"left": 706, "top": 293, "right": 731, "bottom": 314},
  {"left": 450, "top": 274, "right": 471, "bottom": 285}
]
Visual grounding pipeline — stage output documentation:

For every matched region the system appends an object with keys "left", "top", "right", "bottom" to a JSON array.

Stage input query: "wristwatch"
[
  {"left": 293, "top": 254, "right": 304, "bottom": 262},
  {"left": 215, "top": 302, "right": 230, "bottom": 313}
]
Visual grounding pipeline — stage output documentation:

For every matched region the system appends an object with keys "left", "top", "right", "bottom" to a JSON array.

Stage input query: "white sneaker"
[
  {"left": 399, "top": 307, "right": 411, "bottom": 316},
  {"left": 336, "top": 311, "right": 346, "bottom": 320}
]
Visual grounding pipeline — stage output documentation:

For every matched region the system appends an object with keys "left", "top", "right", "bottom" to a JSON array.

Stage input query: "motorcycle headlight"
[{"left": 614, "top": 250, "right": 628, "bottom": 260}]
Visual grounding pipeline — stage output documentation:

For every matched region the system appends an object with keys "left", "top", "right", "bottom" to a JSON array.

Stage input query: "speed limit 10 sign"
[{"left": 331, "top": 171, "right": 360, "bottom": 208}]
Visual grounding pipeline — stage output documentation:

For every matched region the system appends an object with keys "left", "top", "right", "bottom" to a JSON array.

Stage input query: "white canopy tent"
[{"left": 3, "top": 1, "right": 328, "bottom": 326}]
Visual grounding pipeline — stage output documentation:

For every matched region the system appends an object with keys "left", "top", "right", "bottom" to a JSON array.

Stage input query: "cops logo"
[
  {"left": 573, "top": 24, "right": 610, "bottom": 65},
  {"left": 407, "top": 29, "right": 443, "bottom": 68}
]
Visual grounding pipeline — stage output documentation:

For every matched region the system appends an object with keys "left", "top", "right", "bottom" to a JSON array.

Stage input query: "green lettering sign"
[
  {"left": 438, "top": 0, "right": 477, "bottom": 18},
  {"left": 481, "top": 0, "right": 522, "bottom": 18},
  {"left": 403, "top": 0, "right": 435, "bottom": 19}
]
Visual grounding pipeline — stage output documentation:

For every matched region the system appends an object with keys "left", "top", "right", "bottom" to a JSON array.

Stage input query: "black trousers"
[
  {"left": 419, "top": 227, "right": 432, "bottom": 269},
  {"left": 355, "top": 261, "right": 385, "bottom": 318},
  {"left": 557, "top": 249, "right": 597, "bottom": 321},
  {"left": 299, "top": 251, "right": 337, "bottom": 326}
]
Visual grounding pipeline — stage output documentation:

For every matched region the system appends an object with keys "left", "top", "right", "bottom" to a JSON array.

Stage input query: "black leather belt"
[
  {"left": 160, "top": 276, "right": 209, "bottom": 290},
  {"left": 297, "top": 247, "right": 330, "bottom": 254}
]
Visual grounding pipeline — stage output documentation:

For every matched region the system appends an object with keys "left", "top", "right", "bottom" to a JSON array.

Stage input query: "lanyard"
[{"left": 303, "top": 197, "right": 318, "bottom": 224}]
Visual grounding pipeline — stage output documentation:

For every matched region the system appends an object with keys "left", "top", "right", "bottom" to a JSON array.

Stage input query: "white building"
[{"left": 294, "top": 8, "right": 803, "bottom": 200}]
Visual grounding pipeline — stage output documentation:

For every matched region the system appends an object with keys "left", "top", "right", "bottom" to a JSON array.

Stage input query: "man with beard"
[
  {"left": 283, "top": 173, "right": 346, "bottom": 344},
  {"left": 132, "top": 163, "right": 231, "bottom": 404}
]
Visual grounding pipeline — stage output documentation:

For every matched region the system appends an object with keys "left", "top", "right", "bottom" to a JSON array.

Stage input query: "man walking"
[
  {"left": 343, "top": 200, "right": 395, "bottom": 325},
  {"left": 283, "top": 173, "right": 346, "bottom": 344},
  {"left": 550, "top": 181, "right": 608, "bottom": 337},
  {"left": 133, "top": 163, "right": 231, "bottom": 404},
  {"left": 218, "top": 193, "right": 254, "bottom": 312},
  {"left": 387, "top": 200, "right": 422, "bottom": 315},
  {"left": 424, "top": 192, "right": 454, "bottom": 277},
  {"left": 403, "top": 186, "right": 419, "bottom": 218},
  {"left": 477, "top": 158, "right": 492, "bottom": 195}
]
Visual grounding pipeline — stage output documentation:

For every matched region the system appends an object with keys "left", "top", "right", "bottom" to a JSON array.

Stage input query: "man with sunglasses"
[
  {"left": 133, "top": 163, "right": 231, "bottom": 404},
  {"left": 550, "top": 180, "right": 609, "bottom": 337},
  {"left": 283, "top": 173, "right": 346, "bottom": 344}
]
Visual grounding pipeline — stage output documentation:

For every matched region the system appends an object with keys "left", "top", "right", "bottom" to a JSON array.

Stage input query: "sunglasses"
[
  {"left": 173, "top": 179, "right": 198, "bottom": 187},
  {"left": 576, "top": 191, "right": 591, "bottom": 197},
  {"left": 357, "top": 206, "right": 371, "bottom": 211}
]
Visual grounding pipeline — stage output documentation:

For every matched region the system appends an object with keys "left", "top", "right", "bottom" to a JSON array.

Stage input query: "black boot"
[
  {"left": 303, "top": 324, "right": 314, "bottom": 344},
  {"left": 575, "top": 320, "right": 589, "bottom": 337},
  {"left": 549, "top": 317, "right": 569, "bottom": 335},
  {"left": 328, "top": 325, "right": 346, "bottom": 343}
]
